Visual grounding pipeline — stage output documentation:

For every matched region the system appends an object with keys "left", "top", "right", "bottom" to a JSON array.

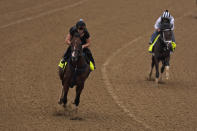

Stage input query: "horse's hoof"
[
  {"left": 63, "top": 104, "right": 67, "bottom": 108},
  {"left": 166, "top": 73, "right": 169, "bottom": 80},
  {"left": 70, "top": 117, "right": 82, "bottom": 120},
  {"left": 74, "top": 106, "right": 78, "bottom": 112},
  {"left": 166, "top": 66, "right": 170, "bottom": 80},
  {"left": 58, "top": 99, "right": 63, "bottom": 105},
  {"left": 155, "top": 78, "right": 159, "bottom": 84},
  {"left": 147, "top": 75, "right": 151, "bottom": 81},
  {"left": 166, "top": 75, "right": 169, "bottom": 80},
  {"left": 159, "top": 76, "right": 163, "bottom": 82}
]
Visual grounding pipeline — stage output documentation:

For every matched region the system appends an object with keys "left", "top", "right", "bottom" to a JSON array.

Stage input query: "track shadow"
[
  {"left": 187, "top": 14, "right": 197, "bottom": 19},
  {"left": 70, "top": 117, "right": 84, "bottom": 121},
  {"left": 53, "top": 108, "right": 85, "bottom": 121},
  {"left": 53, "top": 102, "right": 86, "bottom": 121},
  {"left": 145, "top": 76, "right": 166, "bottom": 84},
  {"left": 158, "top": 81, "right": 166, "bottom": 84},
  {"left": 145, "top": 76, "right": 155, "bottom": 81}
]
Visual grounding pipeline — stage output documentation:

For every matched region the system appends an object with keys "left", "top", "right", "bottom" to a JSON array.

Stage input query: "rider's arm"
[
  {"left": 65, "top": 33, "right": 71, "bottom": 45},
  {"left": 154, "top": 17, "right": 161, "bottom": 31},
  {"left": 170, "top": 16, "right": 175, "bottom": 30},
  {"left": 82, "top": 37, "right": 91, "bottom": 48}
]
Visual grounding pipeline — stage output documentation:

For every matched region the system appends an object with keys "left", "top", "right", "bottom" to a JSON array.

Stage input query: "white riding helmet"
[{"left": 162, "top": 10, "right": 171, "bottom": 19}]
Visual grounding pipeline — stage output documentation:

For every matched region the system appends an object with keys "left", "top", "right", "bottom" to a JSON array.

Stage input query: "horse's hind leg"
[{"left": 149, "top": 56, "right": 155, "bottom": 80}]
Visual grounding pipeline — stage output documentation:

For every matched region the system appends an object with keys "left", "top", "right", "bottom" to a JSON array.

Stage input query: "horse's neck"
[
  {"left": 157, "top": 39, "right": 170, "bottom": 56},
  {"left": 155, "top": 38, "right": 162, "bottom": 48},
  {"left": 154, "top": 38, "right": 164, "bottom": 53}
]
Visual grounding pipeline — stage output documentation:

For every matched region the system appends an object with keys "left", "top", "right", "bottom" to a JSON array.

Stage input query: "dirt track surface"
[{"left": 0, "top": 0, "right": 197, "bottom": 130}]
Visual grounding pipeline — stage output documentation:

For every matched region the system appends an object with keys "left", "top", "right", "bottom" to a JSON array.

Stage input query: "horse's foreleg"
[
  {"left": 59, "top": 84, "right": 69, "bottom": 107},
  {"left": 160, "top": 61, "right": 165, "bottom": 82},
  {"left": 165, "top": 56, "right": 170, "bottom": 80},
  {"left": 166, "top": 66, "right": 170, "bottom": 80},
  {"left": 74, "top": 83, "right": 84, "bottom": 107},
  {"left": 149, "top": 56, "right": 155, "bottom": 80},
  {"left": 155, "top": 61, "right": 159, "bottom": 84},
  {"left": 58, "top": 87, "right": 65, "bottom": 105}
]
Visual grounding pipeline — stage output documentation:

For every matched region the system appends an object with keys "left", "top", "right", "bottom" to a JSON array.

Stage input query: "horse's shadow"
[
  {"left": 53, "top": 103, "right": 84, "bottom": 121},
  {"left": 145, "top": 77, "right": 166, "bottom": 84},
  {"left": 188, "top": 14, "right": 197, "bottom": 20}
]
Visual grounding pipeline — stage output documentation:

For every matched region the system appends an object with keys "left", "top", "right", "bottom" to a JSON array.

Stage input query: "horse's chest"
[{"left": 158, "top": 52, "right": 169, "bottom": 59}]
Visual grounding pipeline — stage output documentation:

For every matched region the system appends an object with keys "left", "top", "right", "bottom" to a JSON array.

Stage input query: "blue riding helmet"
[{"left": 76, "top": 19, "right": 86, "bottom": 29}]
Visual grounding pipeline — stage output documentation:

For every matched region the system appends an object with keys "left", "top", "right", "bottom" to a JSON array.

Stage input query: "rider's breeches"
[
  {"left": 150, "top": 31, "right": 159, "bottom": 44},
  {"left": 63, "top": 46, "right": 71, "bottom": 62},
  {"left": 83, "top": 48, "right": 95, "bottom": 65},
  {"left": 171, "top": 31, "right": 175, "bottom": 43}
]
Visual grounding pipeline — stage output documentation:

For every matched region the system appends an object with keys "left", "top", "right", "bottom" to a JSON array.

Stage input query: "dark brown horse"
[
  {"left": 148, "top": 23, "right": 173, "bottom": 85},
  {"left": 58, "top": 32, "right": 90, "bottom": 108}
]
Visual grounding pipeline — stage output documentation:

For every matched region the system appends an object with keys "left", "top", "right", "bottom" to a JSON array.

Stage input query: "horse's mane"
[
  {"left": 71, "top": 32, "right": 81, "bottom": 42},
  {"left": 73, "top": 32, "right": 80, "bottom": 38}
]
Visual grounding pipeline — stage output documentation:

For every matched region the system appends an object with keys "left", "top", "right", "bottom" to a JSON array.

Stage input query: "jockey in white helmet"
[{"left": 149, "top": 10, "right": 176, "bottom": 52}]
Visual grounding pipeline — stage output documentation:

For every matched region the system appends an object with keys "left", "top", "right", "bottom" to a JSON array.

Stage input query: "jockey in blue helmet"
[{"left": 58, "top": 19, "right": 95, "bottom": 71}]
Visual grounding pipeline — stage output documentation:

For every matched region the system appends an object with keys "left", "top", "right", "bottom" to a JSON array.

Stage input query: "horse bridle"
[
  {"left": 162, "top": 29, "right": 172, "bottom": 50},
  {"left": 70, "top": 39, "right": 87, "bottom": 71},
  {"left": 71, "top": 39, "right": 83, "bottom": 62}
]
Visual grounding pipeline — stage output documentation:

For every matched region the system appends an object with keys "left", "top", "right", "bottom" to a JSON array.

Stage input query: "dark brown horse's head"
[
  {"left": 160, "top": 22, "right": 173, "bottom": 44},
  {"left": 160, "top": 29, "right": 173, "bottom": 50},
  {"left": 162, "top": 29, "right": 172, "bottom": 42},
  {"left": 70, "top": 32, "right": 82, "bottom": 62}
]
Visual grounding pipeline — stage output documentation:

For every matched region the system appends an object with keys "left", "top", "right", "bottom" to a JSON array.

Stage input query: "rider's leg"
[
  {"left": 62, "top": 46, "right": 71, "bottom": 62},
  {"left": 82, "top": 48, "right": 89, "bottom": 63},
  {"left": 149, "top": 31, "right": 160, "bottom": 53},
  {"left": 87, "top": 49, "right": 95, "bottom": 65},
  {"left": 83, "top": 48, "right": 96, "bottom": 70},
  {"left": 150, "top": 30, "right": 159, "bottom": 44},
  {"left": 58, "top": 46, "right": 71, "bottom": 68}
]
